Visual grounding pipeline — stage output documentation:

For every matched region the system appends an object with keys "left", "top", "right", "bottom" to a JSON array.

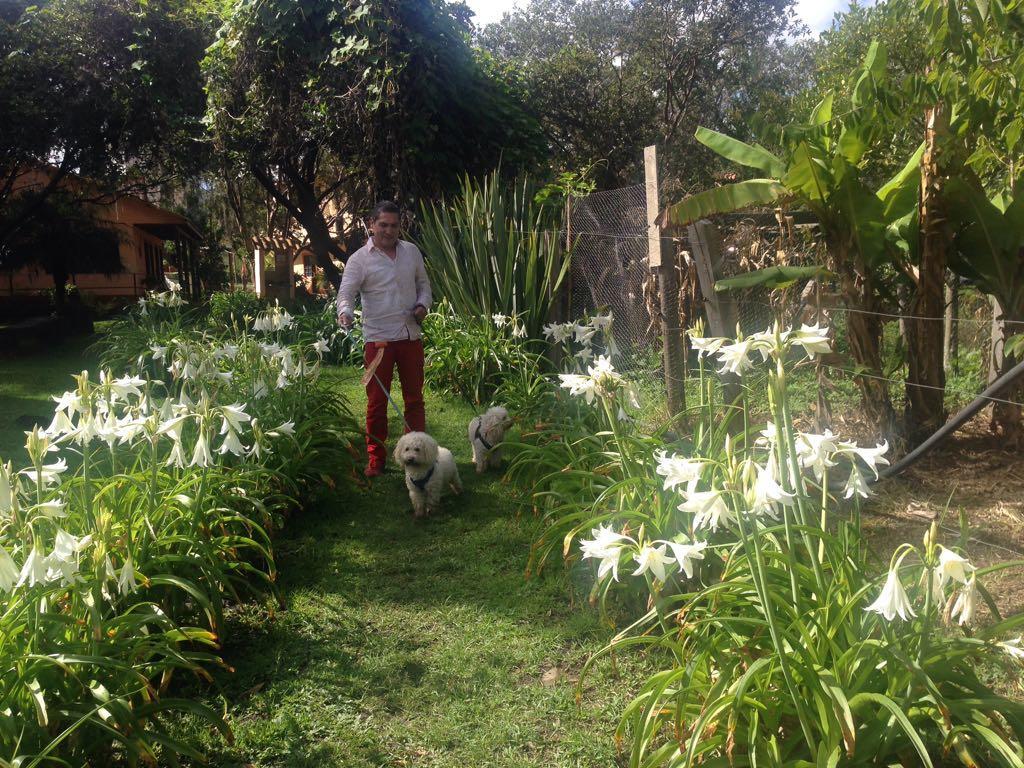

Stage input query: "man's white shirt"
[{"left": 336, "top": 238, "right": 432, "bottom": 342}]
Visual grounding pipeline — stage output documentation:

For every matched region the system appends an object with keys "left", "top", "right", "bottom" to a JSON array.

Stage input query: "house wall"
[{"left": 2, "top": 167, "right": 184, "bottom": 298}]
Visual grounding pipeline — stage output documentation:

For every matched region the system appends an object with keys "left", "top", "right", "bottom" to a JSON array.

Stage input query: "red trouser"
[{"left": 363, "top": 339, "right": 426, "bottom": 467}]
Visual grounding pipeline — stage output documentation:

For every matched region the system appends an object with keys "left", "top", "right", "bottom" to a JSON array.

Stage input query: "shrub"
[{"left": 1, "top": 287, "right": 359, "bottom": 764}]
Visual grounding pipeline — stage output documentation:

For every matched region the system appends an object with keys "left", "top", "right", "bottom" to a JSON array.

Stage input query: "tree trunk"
[
  {"left": 834, "top": 240, "right": 899, "bottom": 439},
  {"left": 297, "top": 208, "right": 344, "bottom": 289},
  {"left": 905, "top": 103, "right": 949, "bottom": 445},
  {"left": 51, "top": 265, "right": 67, "bottom": 315},
  {"left": 250, "top": 164, "right": 344, "bottom": 290},
  {"left": 989, "top": 297, "right": 1023, "bottom": 444}
]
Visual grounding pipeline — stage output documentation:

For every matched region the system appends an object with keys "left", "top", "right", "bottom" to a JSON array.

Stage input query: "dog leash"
[
  {"left": 473, "top": 420, "right": 494, "bottom": 451},
  {"left": 362, "top": 341, "right": 413, "bottom": 432}
]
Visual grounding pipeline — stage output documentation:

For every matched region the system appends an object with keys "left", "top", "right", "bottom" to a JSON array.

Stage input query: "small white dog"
[
  {"left": 468, "top": 406, "right": 511, "bottom": 474},
  {"left": 393, "top": 431, "right": 462, "bottom": 518}
]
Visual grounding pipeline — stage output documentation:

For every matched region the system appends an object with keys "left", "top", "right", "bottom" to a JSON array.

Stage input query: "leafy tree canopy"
[
  {"left": 204, "top": 0, "right": 545, "bottom": 283},
  {"left": 0, "top": 0, "right": 211, "bottom": 244},
  {"left": 479, "top": 0, "right": 809, "bottom": 193}
]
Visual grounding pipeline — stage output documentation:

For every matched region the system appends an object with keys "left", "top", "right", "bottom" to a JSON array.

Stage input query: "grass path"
[{"left": 173, "top": 366, "right": 642, "bottom": 767}]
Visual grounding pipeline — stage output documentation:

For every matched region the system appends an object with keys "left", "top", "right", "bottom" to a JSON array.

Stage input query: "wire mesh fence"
[
  {"left": 562, "top": 182, "right": 1020, "bottom": 422},
  {"left": 567, "top": 184, "right": 662, "bottom": 386}
]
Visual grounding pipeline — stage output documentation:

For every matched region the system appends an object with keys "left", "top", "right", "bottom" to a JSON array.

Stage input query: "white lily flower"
[
  {"left": 0, "top": 547, "right": 19, "bottom": 592},
  {"left": 580, "top": 524, "right": 630, "bottom": 581},
  {"left": 716, "top": 338, "right": 756, "bottom": 376},
  {"left": 998, "top": 637, "right": 1024, "bottom": 661},
  {"left": 52, "top": 390, "right": 83, "bottom": 417},
  {"left": 117, "top": 555, "right": 139, "bottom": 595},
  {"left": 217, "top": 429, "right": 248, "bottom": 456},
  {"left": 632, "top": 543, "right": 674, "bottom": 582},
  {"left": 17, "top": 547, "right": 48, "bottom": 587},
  {"left": 512, "top": 323, "right": 527, "bottom": 338},
  {"left": 843, "top": 464, "right": 872, "bottom": 499},
  {"left": 660, "top": 538, "right": 707, "bottom": 579},
  {"left": 45, "top": 408, "right": 75, "bottom": 438},
  {"left": 313, "top": 337, "right": 330, "bottom": 355},
  {"left": 219, "top": 403, "right": 251, "bottom": 434},
  {"left": 936, "top": 547, "right": 974, "bottom": 588},
  {"left": 165, "top": 437, "right": 187, "bottom": 468},
  {"left": 606, "top": 335, "right": 620, "bottom": 359},
  {"left": 590, "top": 313, "right": 613, "bottom": 331},
  {"left": 51, "top": 528, "right": 92, "bottom": 561},
  {"left": 655, "top": 452, "right": 704, "bottom": 492},
  {"left": 574, "top": 345, "right": 594, "bottom": 364},
  {"left": 110, "top": 375, "right": 145, "bottom": 401},
  {"left": 751, "top": 461, "right": 795, "bottom": 514},
  {"left": 950, "top": 575, "right": 978, "bottom": 626},
  {"left": 189, "top": 433, "right": 213, "bottom": 468},
  {"left": 840, "top": 440, "right": 890, "bottom": 479},
  {"left": 679, "top": 490, "right": 735, "bottom": 532},
  {"left": 269, "top": 421, "right": 296, "bottom": 437},
  {"left": 31, "top": 498, "right": 67, "bottom": 519},
  {"left": 492, "top": 313, "right": 508, "bottom": 328},
  {"left": 865, "top": 567, "right": 916, "bottom": 622},
  {"left": 689, "top": 335, "right": 726, "bottom": 358},
  {"left": 573, "top": 323, "right": 598, "bottom": 344},
  {"left": 789, "top": 323, "right": 832, "bottom": 359},
  {"left": 558, "top": 373, "right": 597, "bottom": 403},
  {"left": 795, "top": 430, "right": 841, "bottom": 480},
  {"left": 19, "top": 459, "right": 69, "bottom": 488}
]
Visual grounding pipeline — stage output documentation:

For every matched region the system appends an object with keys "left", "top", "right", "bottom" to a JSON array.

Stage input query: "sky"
[{"left": 466, "top": 0, "right": 860, "bottom": 33}]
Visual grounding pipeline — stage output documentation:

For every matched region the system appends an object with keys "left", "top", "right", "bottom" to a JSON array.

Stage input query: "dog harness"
[
  {"left": 473, "top": 421, "right": 494, "bottom": 451},
  {"left": 410, "top": 461, "right": 436, "bottom": 492}
]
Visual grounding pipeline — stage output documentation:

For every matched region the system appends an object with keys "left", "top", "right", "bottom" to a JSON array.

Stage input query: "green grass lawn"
[
  {"left": 168, "top": 367, "right": 646, "bottom": 767},
  {"left": 2, "top": 342, "right": 648, "bottom": 766},
  {"left": 0, "top": 333, "right": 100, "bottom": 462}
]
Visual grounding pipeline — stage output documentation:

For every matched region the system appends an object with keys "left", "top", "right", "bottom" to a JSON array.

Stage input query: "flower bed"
[
  {"left": 0, "top": 289, "right": 358, "bottom": 764},
  {"left": 510, "top": 317, "right": 1024, "bottom": 765}
]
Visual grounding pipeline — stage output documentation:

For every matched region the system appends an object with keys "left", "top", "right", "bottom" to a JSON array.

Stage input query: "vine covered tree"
[{"left": 204, "top": 0, "right": 545, "bottom": 287}]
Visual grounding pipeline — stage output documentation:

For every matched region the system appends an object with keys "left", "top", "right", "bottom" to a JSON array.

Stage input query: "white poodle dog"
[
  {"left": 393, "top": 431, "right": 462, "bottom": 518},
  {"left": 468, "top": 406, "right": 511, "bottom": 474}
]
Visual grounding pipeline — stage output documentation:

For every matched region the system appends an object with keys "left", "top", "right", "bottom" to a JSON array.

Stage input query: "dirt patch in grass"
[{"left": 863, "top": 416, "right": 1024, "bottom": 617}]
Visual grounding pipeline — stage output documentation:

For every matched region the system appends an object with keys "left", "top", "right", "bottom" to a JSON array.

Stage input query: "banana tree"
[
  {"left": 945, "top": 176, "right": 1024, "bottom": 440},
  {"left": 666, "top": 45, "right": 920, "bottom": 437}
]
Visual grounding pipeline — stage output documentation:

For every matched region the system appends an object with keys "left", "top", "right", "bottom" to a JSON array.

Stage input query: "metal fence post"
[{"left": 645, "top": 146, "right": 685, "bottom": 419}]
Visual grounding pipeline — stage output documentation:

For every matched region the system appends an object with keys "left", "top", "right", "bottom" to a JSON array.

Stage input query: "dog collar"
[
  {"left": 410, "top": 461, "right": 436, "bottom": 491},
  {"left": 474, "top": 422, "right": 493, "bottom": 451}
]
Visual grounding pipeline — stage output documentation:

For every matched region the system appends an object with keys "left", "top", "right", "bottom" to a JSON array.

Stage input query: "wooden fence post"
[
  {"left": 645, "top": 146, "right": 686, "bottom": 419},
  {"left": 688, "top": 219, "right": 741, "bottom": 404}
]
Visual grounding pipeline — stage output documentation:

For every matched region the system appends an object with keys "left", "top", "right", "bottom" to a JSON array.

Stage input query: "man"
[{"left": 337, "top": 201, "right": 432, "bottom": 477}]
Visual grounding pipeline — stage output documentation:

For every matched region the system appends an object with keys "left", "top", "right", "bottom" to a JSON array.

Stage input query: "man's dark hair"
[{"left": 369, "top": 200, "right": 401, "bottom": 221}]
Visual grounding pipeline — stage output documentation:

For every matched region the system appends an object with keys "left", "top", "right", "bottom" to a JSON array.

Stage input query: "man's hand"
[
  {"left": 412, "top": 305, "right": 427, "bottom": 324},
  {"left": 338, "top": 312, "right": 353, "bottom": 329}
]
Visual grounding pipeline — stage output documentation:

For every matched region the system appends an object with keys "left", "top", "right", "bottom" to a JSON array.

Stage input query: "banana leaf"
[{"left": 714, "top": 265, "right": 834, "bottom": 293}]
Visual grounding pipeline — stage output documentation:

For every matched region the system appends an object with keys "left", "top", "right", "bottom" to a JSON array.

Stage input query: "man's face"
[{"left": 371, "top": 212, "right": 400, "bottom": 249}]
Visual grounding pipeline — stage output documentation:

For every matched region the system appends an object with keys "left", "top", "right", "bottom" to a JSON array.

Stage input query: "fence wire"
[
  {"left": 567, "top": 185, "right": 663, "bottom": 386},
  {"left": 563, "top": 184, "right": 1019, "bottom": 418}
]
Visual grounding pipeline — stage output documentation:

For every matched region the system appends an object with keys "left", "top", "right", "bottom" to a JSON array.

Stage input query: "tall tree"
[
  {"left": 0, "top": 0, "right": 210, "bottom": 246},
  {"left": 204, "top": 0, "right": 545, "bottom": 288},
  {"left": 480, "top": 0, "right": 808, "bottom": 192}
]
